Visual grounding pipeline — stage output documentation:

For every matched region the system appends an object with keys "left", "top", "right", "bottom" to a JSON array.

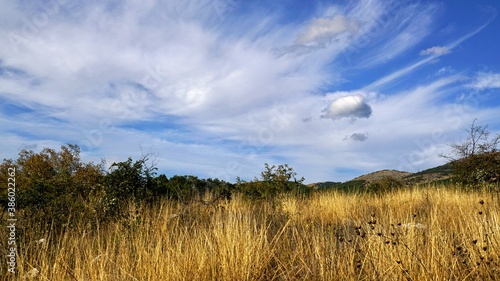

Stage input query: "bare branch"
[{"left": 442, "top": 119, "right": 499, "bottom": 160}]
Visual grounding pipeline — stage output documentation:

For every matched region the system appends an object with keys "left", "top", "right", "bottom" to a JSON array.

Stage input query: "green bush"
[
  {"left": 237, "top": 163, "right": 310, "bottom": 199},
  {"left": 0, "top": 144, "right": 104, "bottom": 228},
  {"left": 153, "top": 175, "right": 234, "bottom": 203},
  {"left": 451, "top": 152, "right": 500, "bottom": 187},
  {"left": 442, "top": 120, "right": 500, "bottom": 188},
  {"left": 364, "top": 176, "right": 404, "bottom": 195},
  {"left": 102, "top": 157, "right": 157, "bottom": 218}
]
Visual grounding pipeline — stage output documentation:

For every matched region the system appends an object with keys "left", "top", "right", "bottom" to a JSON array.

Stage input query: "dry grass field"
[{"left": 4, "top": 185, "right": 500, "bottom": 280}]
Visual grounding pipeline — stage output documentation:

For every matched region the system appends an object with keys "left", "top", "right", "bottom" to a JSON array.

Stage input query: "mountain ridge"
[{"left": 308, "top": 163, "right": 452, "bottom": 190}]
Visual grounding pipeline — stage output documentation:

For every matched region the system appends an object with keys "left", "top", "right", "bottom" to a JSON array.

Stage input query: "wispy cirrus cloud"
[
  {"left": 363, "top": 21, "right": 492, "bottom": 91},
  {"left": 467, "top": 72, "right": 500, "bottom": 90},
  {"left": 294, "top": 15, "right": 359, "bottom": 45},
  {"left": 420, "top": 46, "right": 451, "bottom": 56},
  {"left": 348, "top": 2, "right": 438, "bottom": 68}
]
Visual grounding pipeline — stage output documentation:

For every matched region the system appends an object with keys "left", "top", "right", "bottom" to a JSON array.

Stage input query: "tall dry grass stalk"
[{"left": 3, "top": 185, "right": 500, "bottom": 280}]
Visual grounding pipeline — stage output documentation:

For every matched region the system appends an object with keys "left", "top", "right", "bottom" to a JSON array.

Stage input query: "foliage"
[
  {"left": 101, "top": 156, "right": 158, "bottom": 218},
  {"left": 1, "top": 144, "right": 236, "bottom": 227},
  {"left": 237, "top": 163, "right": 309, "bottom": 199},
  {"left": 452, "top": 152, "right": 500, "bottom": 187},
  {"left": 442, "top": 120, "right": 500, "bottom": 187},
  {"left": 154, "top": 175, "right": 234, "bottom": 203},
  {"left": 0, "top": 144, "right": 105, "bottom": 228},
  {"left": 320, "top": 180, "right": 366, "bottom": 193},
  {"left": 364, "top": 176, "right": 404, "bottom": 194},
  {"left": 308, "top": 181, "right": 342, "bottom": 190},
  {"left": 319, "top": 177, "right": 406, "bottom": 194}
]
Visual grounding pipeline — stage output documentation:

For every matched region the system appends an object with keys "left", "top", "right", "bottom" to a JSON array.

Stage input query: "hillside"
[
  {"left": 351, "top": 169, "right": 412, "bottom": 182},
  {"left": 310, "top": 163, "right": 453, "bottom": 191},
  {"left": 404, "top": 163, "right": 452, "bottom": 184}
]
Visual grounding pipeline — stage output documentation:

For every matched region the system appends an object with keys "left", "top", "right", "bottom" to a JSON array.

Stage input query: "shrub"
[
  {"left": 364, "top": 176, "right": 404, "bottom": 195},
  {"left": 442, "top": 120, "right": 500, "bottom": 187},
  {"left": 0, "top": 144, "right": 105, "bottom": 228},
  {"left": 237, "top": 163, "right": 310, "bottom": 199},
  {"left": 101, "top": 156, "right": 157, "bottom": 218}
]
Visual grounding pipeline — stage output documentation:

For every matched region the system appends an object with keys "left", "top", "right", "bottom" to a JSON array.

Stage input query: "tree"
[
  {"left": 102, "top": 154, "right": 158, "bottom": 218},
  {"left": 0, "top": 144, "right": 105, "bottom": 227},
  {"left": 237, "top": 163, "right": 309, "bottom": 199},
  {"left": 441, "top": 120, "right": 500, "bottom": 186},
  {"left": 364, "top": 176, "right": 404, "bottom": 195}
]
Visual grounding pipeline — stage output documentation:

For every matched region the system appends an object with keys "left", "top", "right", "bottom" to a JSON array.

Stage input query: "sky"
[{"left": 1, "top": 0, "right": 500, "bottom": 183}]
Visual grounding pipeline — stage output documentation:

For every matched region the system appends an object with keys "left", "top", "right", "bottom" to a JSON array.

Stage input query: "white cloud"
[
  {"left": 468, "top": 72, "right": 500, "bottom": 90},
  {"left": 419, "top": 46, "right": 451, "bottom": 56},
  {"left": 321, "top": 94, "right": 372, "bottom": 120},
  {"left": 436, "top": 66, "right": 454, "bottom": 75},
  {"left": 295, "top": 15, "right": 359, "bottom": 45}
]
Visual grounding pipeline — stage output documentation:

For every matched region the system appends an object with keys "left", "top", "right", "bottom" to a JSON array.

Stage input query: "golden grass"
[{"left": 4, "top": 185, "right": 500, "bottom": 280}]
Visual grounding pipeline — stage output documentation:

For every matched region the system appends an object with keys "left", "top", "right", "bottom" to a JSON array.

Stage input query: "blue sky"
[{"left": 1, "top": 0, "right": 500, "bottom": 183}]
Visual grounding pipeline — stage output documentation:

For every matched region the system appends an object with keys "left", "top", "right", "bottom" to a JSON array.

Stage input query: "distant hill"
[
  {"left": 404, "top": 163, "right": 452, "bottom": 184},
  {"left": 351, "top": 169, "right": 412, "bottom": 182},
  {"left": 307, "top": 181, "right": 342, "bottom": 190},
  {"left": 310, "top": 163, "right": 453, "bottom": 191}
]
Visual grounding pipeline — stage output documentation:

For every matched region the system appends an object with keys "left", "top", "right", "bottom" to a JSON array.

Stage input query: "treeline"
[
  {"left": 0, "top": 145, "right": 311, "bottom": 229},
  {"left": 0, "top": 145, "right": 228, "bottom": 228},
  {"left": 1, "top": 120, "right": 498, "bottom": 229}
]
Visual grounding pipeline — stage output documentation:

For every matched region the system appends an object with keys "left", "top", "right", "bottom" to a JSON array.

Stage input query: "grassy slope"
[{"left": 4, "top": 185, "right": 500, "bottom": 280}]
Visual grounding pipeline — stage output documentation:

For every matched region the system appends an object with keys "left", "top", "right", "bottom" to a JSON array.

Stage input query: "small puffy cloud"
[
  {"left": 468, "top": 72, "right": 500, "bottom": 90},
  {"left": 322, "top": 95, "right": 372, "bottom": 120},
  {"left": 295, "top": 15, "right": 358, "bottom": 45},
  {"left": 419, "top": 46, "right": 451, "bottom": 56},
  {"left": 436, "top": 66, "right": 453, "bottom": 75},
  {"left": 345, "top": 133, "right": 368, "bottom": 142}
]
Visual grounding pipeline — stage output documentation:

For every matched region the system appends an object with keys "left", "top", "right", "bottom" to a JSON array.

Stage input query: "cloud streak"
[
  {"left": 468, "top": 72, "right": 500, "bottom": 90},
  {"left": 363, "top": 20, "right": 493, "bottom": 91},
  {"left": 295, "top": 15, "right": 359, "bottom": 45},
  {"left": 420, "top": 46, "right": 451, "bottom": 56}
]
